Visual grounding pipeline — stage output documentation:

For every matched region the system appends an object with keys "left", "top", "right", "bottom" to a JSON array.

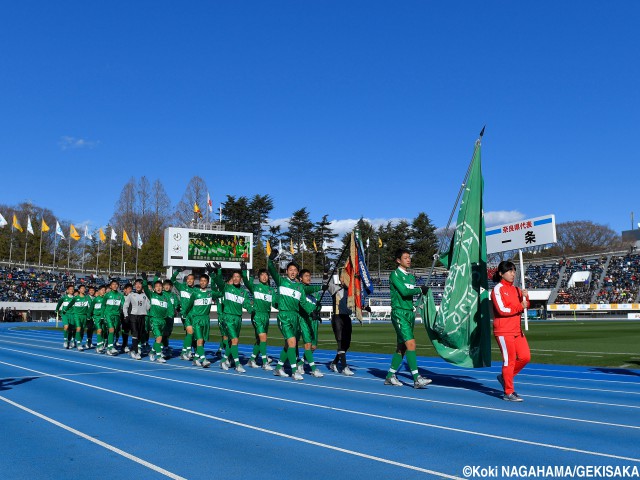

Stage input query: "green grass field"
[{"left": 25, "top": 320, "right": 640, "bottom": 368}]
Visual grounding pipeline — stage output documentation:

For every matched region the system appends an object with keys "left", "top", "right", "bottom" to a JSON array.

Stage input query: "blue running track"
[{"left": 0, "top": 323, "right": 639, "bottom": 479}]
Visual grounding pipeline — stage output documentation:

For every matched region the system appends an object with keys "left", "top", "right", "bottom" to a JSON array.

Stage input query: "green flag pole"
[{"left": 425, "top": 126, "right": 485, "bottom": 287}]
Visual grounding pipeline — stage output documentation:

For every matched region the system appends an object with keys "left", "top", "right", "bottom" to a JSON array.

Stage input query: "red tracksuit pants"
[{"left": 495, "top": 333, "right": 531, "bottom": 395}]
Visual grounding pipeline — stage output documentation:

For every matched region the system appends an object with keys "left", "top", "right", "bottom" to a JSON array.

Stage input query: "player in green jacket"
[
  {"left": 171, "top": 268, "right": 198, "bottom": 360},
  {"left": 163, "top": 279, "right": 180, "bottom": 359},
  {"left": 90, "top": 285, "right": 107, "bottom": 352},
  {"left": 103, "top": 279, "right": 125, "bottom": 356},
  {"left": 142, "top": 274, "right": 170, "bottom": 363},
  {"left": 297, "top": 269, "right": 324, "bottom": 377},
  {"left": 183, "top": 272, "right": 223, "bottom": 368},
  {"left": 385, "top": 249, "right": 431, "bottom": 389},
  {"left": 209, "top": 262, "right": 254, "bottom": 373},
  {"left": 85, "top": 286, "right": 96, "bottom": 348},
  {"left": 56, "top": 284, "right": 76, "bottom": 349},
  {"left": 62, "top": 284, "right": 92, "bottom": 351},
  {"left": 267, "top": 251, "right": 321, "bottom": 381},
  {"left": 242, "top": 264, "right": 275, "bottom": 370}
]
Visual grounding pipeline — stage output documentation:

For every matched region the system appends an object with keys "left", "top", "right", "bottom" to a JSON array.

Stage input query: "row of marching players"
[{"left": 55, "top": 254, "right": 354, "bottom": 381}]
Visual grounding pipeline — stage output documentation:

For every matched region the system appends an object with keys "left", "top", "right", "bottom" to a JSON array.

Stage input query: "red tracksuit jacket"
[{"left": 492, "top": 279, "right": 529, "bottom": 336}]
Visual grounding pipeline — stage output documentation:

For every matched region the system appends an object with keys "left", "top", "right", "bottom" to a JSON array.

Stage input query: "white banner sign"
[{"left": 486, "top": 214, "right": 557, "bottom": 255}]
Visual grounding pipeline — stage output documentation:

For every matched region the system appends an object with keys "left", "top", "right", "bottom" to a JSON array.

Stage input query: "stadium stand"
[
  {"left": 555, "top": 256, "right": 606, "bottom": 304},
  {"left": 524, "top": 261, "right": 561, "bottom": 289},
  {"left": 596, "top": 253, "right": 640, "bottom": 304}
]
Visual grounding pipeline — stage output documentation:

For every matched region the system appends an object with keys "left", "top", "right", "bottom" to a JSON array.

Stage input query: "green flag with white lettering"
[{"left": 420, "top": 139, "right": 492, "bottom": 368}]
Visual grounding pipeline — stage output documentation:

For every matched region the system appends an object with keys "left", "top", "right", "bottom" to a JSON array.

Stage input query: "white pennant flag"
[
  {"left": 322, "top": 239, "right": 328, "bottom": 251},
  {"left": 84, "top": 225, "right": 92, "bottom": 240},
  {"left": 301, "top": 240, "right": 307, "bottom": 252},
  {"left": 278, "top": 238, "right": 283, "bottom": 253},
  {"left": 55, "top": 221, "right": 65, "bottom": 239},
  {"left": 111, "top": 228, "right": 117, "bottom": 241},
  {"left": 137, "top": 232, "right": 143, "bottom": 250},
  {"left": 0, "top": 213, "right": 7, "bottom": 228},
  {"left": 27, "top": 216, "right": 34, "bottom": 235}
]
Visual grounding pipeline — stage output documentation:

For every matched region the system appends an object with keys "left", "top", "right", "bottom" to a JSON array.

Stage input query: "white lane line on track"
[
  {"left": 1, "top": 358, "right": 639, "bottom": 465},
  {"left": 0, "top": 360, "right": 464, "bottom": 479},
  {"left": 8, "top": 329, "right": 640, "bottom": 387},
  {"left": 0, "top": 395, "right": 186, "bottom": 480},
  {"left": 2, "top": 344, "right": 640, "bottom": 435},
  {"left": 2, "top": 338, "right": 639, "bottom": 412}
]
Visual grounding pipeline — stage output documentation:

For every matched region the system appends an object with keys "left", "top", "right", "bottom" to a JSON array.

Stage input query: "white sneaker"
[
  {"left": 342, "top": 366, "right": 355, "bottom": 376},
  {"left": 193, "top": 358, "right": 203, "bottom": 367},
  {"left": 292, "top": 372, "right": 304, "bottom": 381},
  {"left": 156, "top": 356, "right": 167, "bottom": 363},
  {"left": 267, "top": 356, "right": 273, "bottom": 364},
  {"left": 274, "top": 368, "right": 289, "bottom": 377},
  {"left": 235, "top": 365, "right": 246, "bottom": 373},
  {"left": 86, "top": 342, "right": 92, "bottom": 349},
  {"left": 414, "top": 375, "right": 432, "bottom": 389},
  {"left": 106, "top": 348, "right": 119, "bottom": 356},
  {"left": 220, "top": 360, "right": 230, "bottom": 371},
  {"left": 116, "top": 342, "right": 121, "bottom": 347},
  {"left": 262, "top": 363, "right": 274, "bottom": 371},
  {"left": 248, "top": 359, "right": 259, "bottom": 368},
  {"left": 63, "top": 341, "right": 68, "bottom": 349},
  {"left": 124, "top": 347, "right": 130, "bottom": 353},
  {"left": 201, "top": 359, "right": 211, "bottom": 368},
  {"left": 329, "top": 363, "right": 339, "bottom": 373},
  {"left": 149, "top": 352, "right": 156, "bottom": 362},
  {"left": 384, "top": 375, "right": 403, "bottom": 386},
  {"left": 77, "top": 345, "right": 84, "bottom": 351},
  {"left": 187, "top": 351, "right": 194, "bottom": 360},
  {"left": 297, "top": 364, "right": 304, "bottom": 375},
  {"left": 310, "top": 369, "right": 324, "bottom": 378}
]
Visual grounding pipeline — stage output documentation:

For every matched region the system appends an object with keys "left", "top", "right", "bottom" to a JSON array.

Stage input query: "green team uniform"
[
  {"left": 268, "top": 259, "right": 321, "bottom": 374},
  {"left": 56, "top": 294, "right": 75, "bottom": 328},
  {"left": 242, "top": 271, "right": 274, "bottom": 336},
  {"left": 102, "top": 289, "right": 125, "bottom": 351},
  {"left": 183, "top": 288, "right": 222, "bottom": 341},
  {"left": 389, "top": 267, "right": 421, "bottom": 344},
  {"left": 385, "top": 266, "right": 424, "bottom": 384},
  {"left": 299, "top": 290, "right": 322, "bottom": 346},
  {"left": 63, "top": 295, "right": 91, "bottom": 330},
  {"left": 143, "top": 281, "right": 170, "bottom": 339},
  {"left": 89, "top": 295, "right": 106, "bottom": 348},
  {"left": 268, "top": 259, "right": 306, "bottom": 340},
  {"left": 171, "top": 270, "right": 197, "bottom": 328},
  {"left": 164, "top": 290, "right": 180, "bottom": 338},
  {"left": 213, "top": 273, "right": 253, "bottom": 340},
  {"left": 103, "top": 290, "right": 125, "bottom": 329}
]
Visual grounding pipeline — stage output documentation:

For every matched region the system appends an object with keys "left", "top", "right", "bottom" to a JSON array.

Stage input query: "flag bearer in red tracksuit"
[{"left": 491, "top": 261, "right": 530, "bottom": 402}]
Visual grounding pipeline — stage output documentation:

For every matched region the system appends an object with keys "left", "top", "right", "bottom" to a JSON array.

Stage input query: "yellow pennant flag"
[
  {"left": 194, "top": 202, "right": 202, "bottom": 219},
  {"left": 266, "top": 240, "right": 272, "bottom": 257},
  {"left": 289, "top": 238, "right": 295, "bottom": 254},
  {"left": 70, "top": 224, "right": 81, "bottom": 241},
  {"left": 313, "top": 239, "right": 318, "bottom": 252},
  {"left": 13, "top": 214, "right": 23, "bottom": 232},
  {"left": 41, "top": 218, "right": 50, "bottom": 233},
  {"left": 99, "top": 228, "right": 106, "bottom": 243},
  {"left": 378, "top": 238, "right": 383, "bottom": 248},
  {"left": 123, "top": 229, "right": 132, "bottom": 246}
]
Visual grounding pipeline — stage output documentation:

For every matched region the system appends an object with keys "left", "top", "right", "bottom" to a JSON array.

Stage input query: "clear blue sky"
[{"left": 1, "top": 1, "right": 638, "bottom": 235}]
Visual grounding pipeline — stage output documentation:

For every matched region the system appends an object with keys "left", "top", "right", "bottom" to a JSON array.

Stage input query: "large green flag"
[{"left": 420, "top": 139, "right": 492, "bottom": 368}]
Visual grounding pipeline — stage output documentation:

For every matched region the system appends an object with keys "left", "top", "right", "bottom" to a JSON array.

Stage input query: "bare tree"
[
  {"left": 151, "top": 179, "right": 171, "bottom": 232},
  {"left": 137, "top": 176, "right": 151, "bottom": 239},
  {"left": 174, "top": 176, "right": 209, "bottom": 227},
  {"left": 111, "top": 177, "right": 137, "bottom": 231}
]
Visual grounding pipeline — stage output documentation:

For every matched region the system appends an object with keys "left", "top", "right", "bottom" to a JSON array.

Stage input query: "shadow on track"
[
  {"left": 589, "top": 367, "right": 640, "bottom": 377},
  {"left": 0, "top": 377, "right": 38, "bottom": 392}
]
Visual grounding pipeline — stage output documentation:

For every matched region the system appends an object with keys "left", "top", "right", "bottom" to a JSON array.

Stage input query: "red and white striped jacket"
[{"left": 492, "top": 279, "right": 529, "bottom": 336}]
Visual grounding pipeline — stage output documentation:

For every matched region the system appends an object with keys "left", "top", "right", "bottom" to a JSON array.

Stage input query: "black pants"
[
  {"left": 86, "top": 319, "right": 95, "bottom": 343},
  {"left": 129, "top": 314, "right": 146, "bottom": 351},
  {"left": 331, "top": 314, "right": 352, "bottom": 352}
]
